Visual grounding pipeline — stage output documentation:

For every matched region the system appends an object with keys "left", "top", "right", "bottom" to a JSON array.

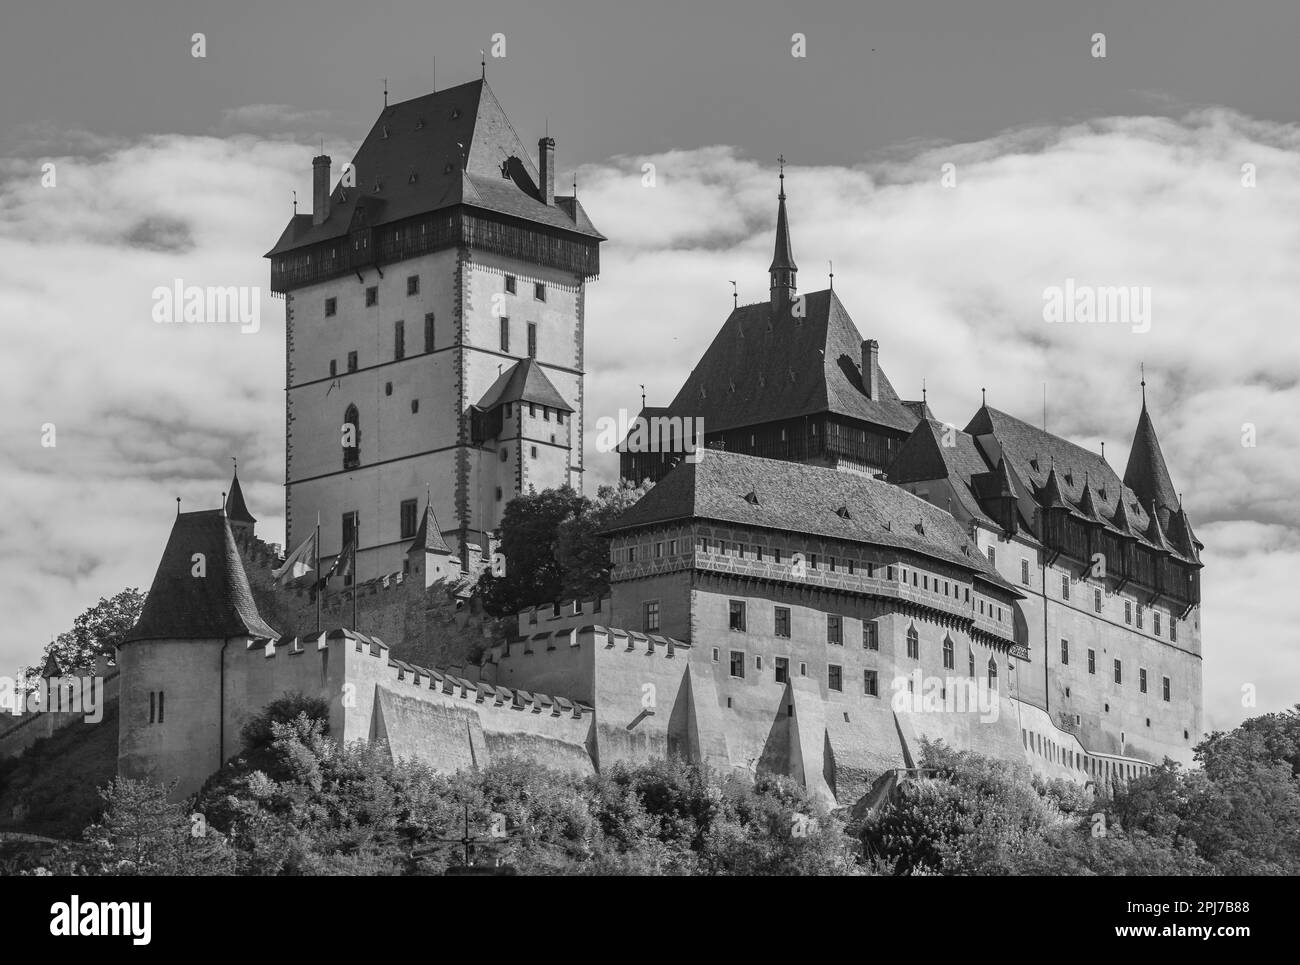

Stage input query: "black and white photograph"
[{"left": 0, "top": 0, "right": 1293, "bottom": 933}]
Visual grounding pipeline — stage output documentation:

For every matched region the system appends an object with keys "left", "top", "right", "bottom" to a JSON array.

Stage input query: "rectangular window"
[
  {"left": 1139, "top": 668, "right": 1148, "bottom": 694},
  {"left": 1061, "top": 574, "right": 1070, "bottom": 600},
  {"left": 1125, "top": 600, "right": 1132, "bottom": 625},
  {"left": 1162, "top": 677, "right": 1171, "bottom": 702},
  {"left": 828, "top": 664, "right": 843, "bottom": 692},
  {"left": 424, "top": 313, "right": 435, "bottom": 352},
  {"left": 1137, "top": 607, "right": 1144, "bottom": 630},
  {"left": 775, "top": 657, "right": 789, "bottom": 683},
  {"left": 347, "top": 350, "right": 358, "bottom": 373},
  {"left": 1087, "top": 649, "right": 1096, "bottom": 675},
  {"left": 394, "top": 320, "right": 405, "bottom": 360},
  {"left": 799, "top": 662, "right": 807, "bottom": 677},
  {"left": 1094, "top": 587, "right": 1102, "bottom": 613},
  {"left": 400, "top": 499, "right": 417, "bottom": 539},
  {"left": 987, "top": 546, "right": 996, "bottom": 565},
  {"left": 729, "top": 650, "right": 745, "bottom": 678},
  {"left": 158, "top": 690, "right": 164, "bottom": 723},
  {"left": 406, "top": 274, "right": 419, "bottom": 296},
  {"left": 774, "top": 607, "right": 791, "bottom": 638},
  {"left": 365, "top": 286, "right": 378, "bottom": 306},
  {"left": 863, "top": 622, "right": 878, "bottom": 651},
  {"left": 527, "top": 322, "right": 537, "bottom": 358},
  {"left": 729, "top": 600, "right": 746, "bottom": 632},
  {"left": 1021, "top": 559, "right": 1030, "bottom": 585},
  {"left": 827, "top": 615, "right": 842, "bottom": 645},
  {"left": 325, "top": 297, "right": 337, "bottom": 317},
  {"left": 499, "top": 316, "right": 510, "bottom": 352},
  {"left": 505, "top": 275, "right": 516, "bottom": 294},
  {"left": 711, "top": 648, "right": 719, "bottom": 662},
  {"left": 329, "top": 359, "right": 337, "bottom": 377},
  {"left": 1154, "top": 612, "right": 1162, "bottom": 636},
  {"left": 534, "top": 281, "right": 546, "bottom": 301},
  {"left": 654, "top": 542, "right": 663, "bottom": 558},
  {"left": 669, "top": 539, "right": 677, "bottom": 555},
  {"left": 149, "top": 691, "right": 155, "bottom": 724},
  {"left": 1060, "top": 639, "right": 1069, "bottom": 665},
  {"left": 644, "top": 600, "right": 660, "bottom": 632},
  {"left": 1170, "top": 619, "right": 1177, "bottom": 643},
  {"left": 1114, "top": 659, "right": 1122, "bottom": 685}
]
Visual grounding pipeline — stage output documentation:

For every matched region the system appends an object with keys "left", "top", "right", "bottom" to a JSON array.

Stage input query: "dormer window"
[
  {"left": 416, "top": 116, "right": 425, "bottom": 129},
  {"left": 450, "top": 108, "right": 462, "bottom": 120}
]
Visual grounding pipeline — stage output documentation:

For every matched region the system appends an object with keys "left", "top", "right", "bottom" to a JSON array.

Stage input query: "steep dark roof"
[
  {"left": 224, "top": 470, "right": 256, "bottom": 525},
  {"left": 265, "top": 79, "right": 602, "bottom": 258},
  {"left": 662, "top": 289, "right": 920, "bottom": 435},
  {"left": 408, "top": 502, "right": 454, "bottom": 556},
  {"left": 887, "top": 419, "right": 998, "bottom": 525},
  {"left": 606, "top": 450, "right": 1018, "bottom": 593},
  {"left": 40, "top": 654, "right": 62, "bottom": 678},
  {"left": 477, "top": 358, "right": 572, "bottom": 412},
  {"left": 964, "top": 405, "right": 1197, "bottom": 562},
  {"left": 1123, "top": 404, "right": 1180, "bottom": 526},
  {"left": 123, "top": 511, "right": 278, "bottom": 644}
]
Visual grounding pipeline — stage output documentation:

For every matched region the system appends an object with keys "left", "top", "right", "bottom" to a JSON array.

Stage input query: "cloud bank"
[{"left": 1, "top": 106, "right": 1295, "bottom": 731}]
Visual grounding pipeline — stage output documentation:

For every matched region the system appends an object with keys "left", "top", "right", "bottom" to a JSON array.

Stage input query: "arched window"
[
  {"left": 942, "top": 636, "right": 954, "bottom": 670},
  {"left": 343, "top": 404, "right": 360, "bottom": 469},
  {"left": 968, "top": 649, "right": 975, "bottom": 678},
  {"left": 906, "top": 625, "right": 919, "bottom": 660},
  {"left": 988, "top": 656, "right": 998, "bottom": 689}
]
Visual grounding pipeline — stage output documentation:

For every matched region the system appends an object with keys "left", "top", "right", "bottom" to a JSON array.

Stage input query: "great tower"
[{"left": 267, "top": 78, "right": 603, "bottom": 580}]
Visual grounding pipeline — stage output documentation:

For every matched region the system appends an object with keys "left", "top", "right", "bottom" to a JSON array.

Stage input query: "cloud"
[{"left": 1, "top": 106, "right": 1295, "bottom": 731}]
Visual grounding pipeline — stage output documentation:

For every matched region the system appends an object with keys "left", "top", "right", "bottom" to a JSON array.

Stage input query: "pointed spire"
[
  {"left": 1111, "top": 492, "right": 1136, "bottom": 536},
  {"left": 1166, "top": 503, "right": 1201, "bottom": 562},
  {"left": 1143, "top": 499, "right": 1171, "bottom": 553},
  {"left": 225, "top": 459, "right": 257, "bottom": 525},
  {"left": 1123, "top": 389, "right": 1179, "bottom": 526},
  {"left": 1077, "top": 475, "right": 1102, "bottom": 523},
  {"left": 769, "top": 155, "right": 797, "bottom": 306},
  {"left": 408, "top": 498, "right": 453, "bottom": 556},
  {"left": 1038, "top": 466, "right": 1067, "bottom": 510}
]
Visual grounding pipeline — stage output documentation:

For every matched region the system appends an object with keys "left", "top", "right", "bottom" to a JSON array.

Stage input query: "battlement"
[
  {"left": 515, "top": 596, "right": 611, "bottom": 636},
  {"left": 244, "top": 626, "right": 590, "bottom": 720},
  {"left": 492, "top": 624, "right": 689, "bottom": 664}
]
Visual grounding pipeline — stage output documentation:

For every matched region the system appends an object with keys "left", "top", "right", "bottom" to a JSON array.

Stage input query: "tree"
[
  {"left": 81, "top": 777, "right": 234, "bottom": 876},
  {"left": 478, "top": 487, "right": 587, "bottom": 615},
  {"left": 28, "top": 588, "right": 146, "bottom": 678},
  {"left": 555, "top": 480, "right": 653, "bottom": 601}
]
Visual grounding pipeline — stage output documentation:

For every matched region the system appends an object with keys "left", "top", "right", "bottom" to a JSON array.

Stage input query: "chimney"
[
  {"left": 312, "top": 154, "right": 332, "bottom": 226},
  {"left": 538, "top": 137, "right": 555, "bottom": 205},
  {"left": 862, "top": 339, "right": 879, "bottom": 399}
]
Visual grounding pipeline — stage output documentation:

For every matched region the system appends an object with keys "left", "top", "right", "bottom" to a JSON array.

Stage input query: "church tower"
[
  {"left": 267, "top": 78, "right": 603, "bottom": 581},
  {"left": 769, "top": 157, "right": 797, "bottom": 310}
]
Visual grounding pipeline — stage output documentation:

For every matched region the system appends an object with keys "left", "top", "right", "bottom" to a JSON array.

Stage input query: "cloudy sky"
[{"left": 2, "top": 0, "right": 1297, "bottom": 732}]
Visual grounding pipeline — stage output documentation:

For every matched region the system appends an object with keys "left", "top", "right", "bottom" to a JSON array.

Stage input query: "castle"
[{"left": 54, "top": 77, "right": 1204, "bottom": 806}]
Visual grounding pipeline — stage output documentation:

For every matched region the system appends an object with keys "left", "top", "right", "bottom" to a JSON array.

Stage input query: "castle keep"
[
  {"left": 99, "top": 79, "right": 1203, "bottom": 805},
  {"left": 266, "top": 78, "right": 603, "bottom": 580}
]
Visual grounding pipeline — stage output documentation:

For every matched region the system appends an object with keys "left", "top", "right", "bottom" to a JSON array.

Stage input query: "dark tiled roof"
[
  {"left": 124, "top": 511, "right": 278, "bottom": 644},
  {"left": 1123, "top": 404, "right": 1180, "bottom": 526},
  {"left": 408, "top": 502, "right": 454, "bottom": 556},
  {"left": 606, "top": 449, "right": 1016, "bottom": 590},
  {"left": 477, "top": 358, "right": 572, "bottom": 412},
  {"left": 224, "top": 471, "right": 256, "bottom": 524},
  {"left": 661, "top": 289, "right": 920, "bottom": 435},
  {"left": 265, "top": 80, "right": 602, "bottom": 258},
  {"left": 964, "top": 405, "right": 1197, "bottom": 562},
  {"left": 887, "top": 419, "right": 998, "bottom": 525}
]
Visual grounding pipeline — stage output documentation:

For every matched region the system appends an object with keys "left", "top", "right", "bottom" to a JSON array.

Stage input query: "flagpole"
[{"left": 315, "top": 513, "right": 321, "bottom": 636}]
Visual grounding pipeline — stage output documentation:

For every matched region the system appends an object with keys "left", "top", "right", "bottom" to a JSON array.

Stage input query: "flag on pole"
[
  {"left": 324, "top": 538, "right": 355, "bottom": 584},
  {"left": 272, "top": 531, "right": 318, "bottom": 585}
]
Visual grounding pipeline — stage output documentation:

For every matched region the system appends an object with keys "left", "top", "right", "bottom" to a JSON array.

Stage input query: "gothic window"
[
  {"left": 943, "top": 636, "right": 954, "bottom": 669},
  {"left": 969, "top": 649, "right": 975, "bottom": 678},
  {"left": 988, "top": 657, "right": 998, "bottom": 689},
  {"left": 907, "top": 625, "right": 919, "bottom": 660},
  {"left": 343, "top": 404, "right": 360, "bottom": 469}
]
